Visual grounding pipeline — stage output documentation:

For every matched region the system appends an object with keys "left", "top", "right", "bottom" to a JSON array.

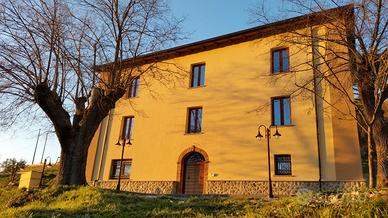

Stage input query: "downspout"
[
  {"left": 97, "top": 109, "right": 112, "bottom": 181},
  {"left": 90, "top": 123, "right": 103, "bottom": 181},
  {"left": 311, "top": 27, "right": 322, "bottom": 191}
]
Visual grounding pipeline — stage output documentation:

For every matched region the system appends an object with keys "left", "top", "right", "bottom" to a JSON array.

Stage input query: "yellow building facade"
[{"left": 86, "top": 6, "right": 364, "bottom": 196}]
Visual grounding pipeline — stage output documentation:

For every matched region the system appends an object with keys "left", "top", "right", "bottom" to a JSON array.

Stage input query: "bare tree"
[
  {"left": 0, "top": 0, "right": 183, "bottom": 185},
  {"left": 252, "top": 0, "right": 387, "bottom": 187}
]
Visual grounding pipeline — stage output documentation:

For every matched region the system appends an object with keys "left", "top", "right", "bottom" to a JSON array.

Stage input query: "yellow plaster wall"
[{"left": 87, "top": 30, "right": 362, "bottom": 183}]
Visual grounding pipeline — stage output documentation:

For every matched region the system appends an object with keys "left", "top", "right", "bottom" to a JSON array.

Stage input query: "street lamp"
[
  {"left": 39, "top": 156, "right": 52, "bottom": 187},
  {"left": 256, "top": 125, "right": 281, "bottom": 198},
  {"left": 115, "top": 137, "right": 131, "bottom": 191},
  {"left": 40, "top": 131, "right": 55, "bottom": 164}
]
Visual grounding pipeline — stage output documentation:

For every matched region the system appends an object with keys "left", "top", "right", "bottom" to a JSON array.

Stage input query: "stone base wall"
[
  {"left": 321, "top": 181, "right": 366, "bottom": 192},
  {"left": 207, "top": 181, "right": 268, "bottom": 196},
  {"left": 93, "top": 180, "right": 176, "bottom": 194},
  {"left": 272, "top": 181, "right": 320, "bottom": 196},
  {"left": 207, "top": 180, "right": 366, "bottom": 196},
  {"left": 92, "top": 180, "right": 366, "bottom": 196}
]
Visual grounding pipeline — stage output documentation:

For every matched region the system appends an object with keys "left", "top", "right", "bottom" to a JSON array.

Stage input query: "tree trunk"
[
  {"left": 57, "top": 138, "right": 89, "bottom": 185},
  {"left": 35, "top": 83, "right": 125, "bottom": 186},
  {"left": 367, "top": 126, "right": 375, "bottom": 188},
  {"left": 372, "top": 114, "right": 388, "bottom": 188}
]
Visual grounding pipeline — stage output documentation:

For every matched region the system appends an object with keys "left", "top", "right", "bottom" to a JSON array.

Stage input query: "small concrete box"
[{"left": 19, "top": 170, "right": 41, "bottom": 189}]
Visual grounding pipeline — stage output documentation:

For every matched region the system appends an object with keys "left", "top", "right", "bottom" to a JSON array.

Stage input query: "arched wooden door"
[{"left": 183, "top": 152, "right": 205, "bottom": 195}]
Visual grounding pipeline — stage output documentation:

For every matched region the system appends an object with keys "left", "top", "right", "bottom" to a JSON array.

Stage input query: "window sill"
[
  {"left": 269, "top": 71, "right": 292, "bottom": 76},
  {"left": 108, "top": 178, "right": 131, "bottom": 180},
  {"left": 185, "top": 132, "right": 204, "bottom": 135},
  {"left": 188, "top": 85, "right": 207, "bottom": 89},
  {"left": 273, "top": 124, "right": 295, "bottom": 127},
  {"left": 273, "top": 174, "right": 295, "bottom": 177}
]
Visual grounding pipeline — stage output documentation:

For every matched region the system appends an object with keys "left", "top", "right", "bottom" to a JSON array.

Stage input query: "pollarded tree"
[
  {"left": 0, "top": 0, "right": 184, "bottom": 185},
  {"left": 252, "top": 0, "right": 387, "bottom": 187}
]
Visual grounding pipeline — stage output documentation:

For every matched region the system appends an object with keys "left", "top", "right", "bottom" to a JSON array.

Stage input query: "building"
[{"left": 85, "top": 5, "right": 365, "bottom": 196}]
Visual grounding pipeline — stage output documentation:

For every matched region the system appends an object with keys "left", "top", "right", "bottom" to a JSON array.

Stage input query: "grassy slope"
[
  {"left": 0, "top": 185, "right": 387, "bottom": 218},
  {"left": 1, "top": 168, "right": 387, "bottom": 217}
]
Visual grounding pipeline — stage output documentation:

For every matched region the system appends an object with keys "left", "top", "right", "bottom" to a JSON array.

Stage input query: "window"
[
  {"left": 127, "top": 77, "right": 139, "bottom": 98},
  {"left": 121, "top": 116, "right": 134, "bottom": 140},
  {"left": 187, "top": 107, "right": 202, "bottom": 133},
  {"left": 274, "top": 155, "right": 292, "bottom": 175},
  {"left": 110, "top": 159, "right": 131, "bottom": 179},
  {"left": 272, "top": 96, "right": 291, "bottom": 126},
  {"left": 272, "top": 48, "right": 289, "bottom": 74},
  {"left": 190, "top": 64, "right": 205, "bottom": 87}
]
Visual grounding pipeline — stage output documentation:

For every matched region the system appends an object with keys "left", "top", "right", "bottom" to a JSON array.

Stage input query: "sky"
[{"left": 0, "top": 0, "right": 285, "bottom": 165}]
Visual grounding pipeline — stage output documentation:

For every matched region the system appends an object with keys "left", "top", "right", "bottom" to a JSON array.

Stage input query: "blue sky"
[
  {"left": 0, "top": 0, "right": 286, "bottom": 164},
  {"left": 170, "top": 0, "right": 260, "bottom": 43}
]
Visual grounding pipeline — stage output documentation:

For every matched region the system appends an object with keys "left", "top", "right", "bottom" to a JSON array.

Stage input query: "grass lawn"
[
  {"left": 0, "top": 168, "right": 387, "bottom": 217},
  {"left": 0, "top": 185, "right": 387, "bottom": 218}
]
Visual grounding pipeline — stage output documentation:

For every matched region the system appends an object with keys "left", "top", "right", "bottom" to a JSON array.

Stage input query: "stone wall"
[
  {"left": 207, "top": 180, "right": 366, "bottom": 196},
  {"left": 321, "top": 181, "right": 366, "bottom": 192},
  {"left": 93, "top": 180, "right": 176, "bottom": 194},
  {"left": 272, "top": 181, "right": 320, "bottom": 196},
  {"left": 207, "top": 181, "right": 268, "bottom": 196},
  {"left": 92, "top": 180, "right": 366, "bottom": 196}
]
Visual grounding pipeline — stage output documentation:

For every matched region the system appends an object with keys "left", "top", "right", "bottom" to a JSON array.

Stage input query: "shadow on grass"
[{"left": 7, "top": 187, "right": 261, "bottom": 217}]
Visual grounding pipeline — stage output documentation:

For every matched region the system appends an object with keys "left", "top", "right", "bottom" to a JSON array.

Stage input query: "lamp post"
[
  {"left": 256, "top": 125, "right": 281, "bottom": 198},
  {"left": 40, "top": 131, "right": 55, "bottom": 163},
  {"left": 115, "top": 137, "right": 131, "bottom": 191},
  {"left": 32, "top": 129, "right": 41, "bottom": 165},
  {"left": 39, "top": 156, "right": 52, "bottom": 187}
]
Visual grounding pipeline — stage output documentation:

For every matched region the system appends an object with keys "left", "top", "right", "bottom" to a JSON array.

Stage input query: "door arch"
[{"left": 177, "top": 147, "right": 209, "bottom": 195}]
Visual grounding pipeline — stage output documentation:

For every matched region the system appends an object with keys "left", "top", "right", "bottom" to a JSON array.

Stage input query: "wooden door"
[{"left": 183, "top": 153, "right": 205, "bottom": 195}]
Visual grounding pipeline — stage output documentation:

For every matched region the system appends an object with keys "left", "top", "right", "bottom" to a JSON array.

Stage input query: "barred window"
[
  {"left": 274, "top": 155, "right": 291, "bottom": 175},
  {"left": 110, "top": 159, "right": 131, "bottom": 179}
]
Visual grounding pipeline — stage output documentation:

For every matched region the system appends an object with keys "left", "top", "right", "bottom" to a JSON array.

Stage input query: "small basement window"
[
  {"left": 110, "top": 159, "right": 132, "bottom": 179},
  {"left": 274, "top": 155, "right": 292, "bottom": 175}
]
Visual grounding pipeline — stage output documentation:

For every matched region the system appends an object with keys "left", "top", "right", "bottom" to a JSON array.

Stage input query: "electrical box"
[{"left": 18, "top": 170, "right": 41, "bottom": 189}]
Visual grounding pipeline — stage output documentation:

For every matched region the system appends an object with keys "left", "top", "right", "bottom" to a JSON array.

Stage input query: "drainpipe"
[
  {"left": 90, "top": 121, "right": 103, "bottom": 181},
  {"left": 97, "top": 110, "right": 112, "bottom": 181},
  {"left": 311, "top": 27, "right": 322, "bottom": 191}
]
